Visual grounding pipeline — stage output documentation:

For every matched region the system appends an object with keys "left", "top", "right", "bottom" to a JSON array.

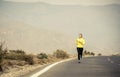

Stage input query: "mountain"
[
  {"left": 0, "top": 14, "right": 75, "bottom": 54},
  {"left": 0, "top": 0, "right": 120, "bottom": 55}
]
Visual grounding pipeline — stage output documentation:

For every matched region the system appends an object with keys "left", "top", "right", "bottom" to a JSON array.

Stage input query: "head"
[{"left": 79, "top": 33, "right": 83, "bottom": 38}]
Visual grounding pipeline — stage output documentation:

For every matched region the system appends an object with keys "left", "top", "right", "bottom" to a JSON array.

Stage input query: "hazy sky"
[{"left": 4, "top": 0, "right": 120, "bottom": 5}]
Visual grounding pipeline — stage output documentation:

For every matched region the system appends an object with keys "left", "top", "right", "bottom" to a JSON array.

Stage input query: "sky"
[{"left": 4, "top": 0, "right": 120, "bottom": 5}]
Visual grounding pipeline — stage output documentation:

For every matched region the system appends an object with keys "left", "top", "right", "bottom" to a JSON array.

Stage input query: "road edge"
[{"left": 30, "top": 58, "right": 75, "bottom": 77}]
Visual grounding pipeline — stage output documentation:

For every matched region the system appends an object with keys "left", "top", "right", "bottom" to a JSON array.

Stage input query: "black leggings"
[{"left": 77, "top": 48, "right": 83, "bottom": 60}]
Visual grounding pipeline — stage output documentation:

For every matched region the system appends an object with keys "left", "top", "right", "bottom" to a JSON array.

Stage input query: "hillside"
[{"left": 0, "top": 14, "right": 75, "bottom": 53}]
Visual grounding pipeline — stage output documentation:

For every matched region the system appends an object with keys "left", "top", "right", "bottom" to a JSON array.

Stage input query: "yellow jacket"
[{"left": 76, "top": 38, "right": 85, "bottom": 48}]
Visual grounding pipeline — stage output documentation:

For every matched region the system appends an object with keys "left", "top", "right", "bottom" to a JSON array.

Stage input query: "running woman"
[{"left": 76, "top": 33, "right": 86, "bottom": 63}]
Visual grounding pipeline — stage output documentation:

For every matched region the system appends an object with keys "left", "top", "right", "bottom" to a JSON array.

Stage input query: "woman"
[{"left": 76, "top": 33, "right": 86, "bottom": 63}]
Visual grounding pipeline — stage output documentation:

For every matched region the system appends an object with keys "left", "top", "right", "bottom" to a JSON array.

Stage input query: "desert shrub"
[
  {"left": 38, "top": 54, "right": 58, "bottom": 64},
  {"left": 38, "top": 59, "right": 48, "bottom": 64},
  {"left": 9, "top": 50, "right": 25, "bottom": 55},
  {"left": 4, "top": 49, "right": 26, "bottom": 60},
  {"left": 37, "top": 53, "right": 48, "bottom": 59},
  {"left": 0, "top": 42, "right": 7, "bottom": 72},
  {"left": 32, "top": 57, "right": 40, "bottom": 64},
  {"left": 90, "top": 52, "right": 95, "bottom": 56},
  {"left": 24, "top": 54, "right": 34, "bottom": 65},
  {"left": 2, "top": 60, "right": 27, "bottom": 66},
  {"left": 98, "top": 53, "right": 102, "bottom": 56},
  {"left": 83, "top": 50, "right": 95, "bottom": 56},
  {"left": 53, "top": 49, "right": 69, "bottom": 59},
  {"left": 4, "top": 53, "right": 24, "bottom": 60},
  {"left": 4, "top": 53, "right": 35, "bottom": 65}
]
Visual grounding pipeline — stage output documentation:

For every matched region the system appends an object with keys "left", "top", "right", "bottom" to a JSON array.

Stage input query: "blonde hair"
[{"left": 79, "top": 33, "right": 83, "bottom": 38}]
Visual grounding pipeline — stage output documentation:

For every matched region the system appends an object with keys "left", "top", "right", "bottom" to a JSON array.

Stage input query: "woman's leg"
[
  {"left": 80, "top": 48, "right": 83, "bottom": 59},
  {"left": 77, "top": 48, "right": 80, "bottom": 60}
]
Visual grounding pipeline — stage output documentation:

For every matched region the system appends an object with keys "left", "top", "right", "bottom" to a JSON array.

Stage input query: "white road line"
[
  {"left": 107, "top": 58, "right": 111, "bottom": 61},
  {"left": 110, "top": 61, "right": 114, "bottom": 63},
  {"left": 30, "top": 58, "right": 74, "bottom": 77},
  {"left": 107, "top": 57, "right": 114, "bottom": 64}
]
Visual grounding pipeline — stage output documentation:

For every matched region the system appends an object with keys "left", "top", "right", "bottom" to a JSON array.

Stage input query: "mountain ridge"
[
  {"left": 0, "top": 14, "right": 75, "bottom": 54},
  {"left": 1, "top": 0, "right": 120, "bottom": 7}
]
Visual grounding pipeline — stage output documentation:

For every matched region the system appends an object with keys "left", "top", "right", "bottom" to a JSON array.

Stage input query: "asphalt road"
[{"left": 38, "top": 56, "right": 120, "bottom": 77}]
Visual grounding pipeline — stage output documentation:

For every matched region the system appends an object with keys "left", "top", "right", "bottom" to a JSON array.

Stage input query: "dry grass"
[{"left": 0, "top": 43, "right": 71, "bottom": 77}]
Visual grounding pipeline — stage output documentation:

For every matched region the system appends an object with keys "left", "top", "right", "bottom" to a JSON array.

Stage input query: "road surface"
[{"left": 25, "top": 56, "right": 120, "bottom": 77}]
